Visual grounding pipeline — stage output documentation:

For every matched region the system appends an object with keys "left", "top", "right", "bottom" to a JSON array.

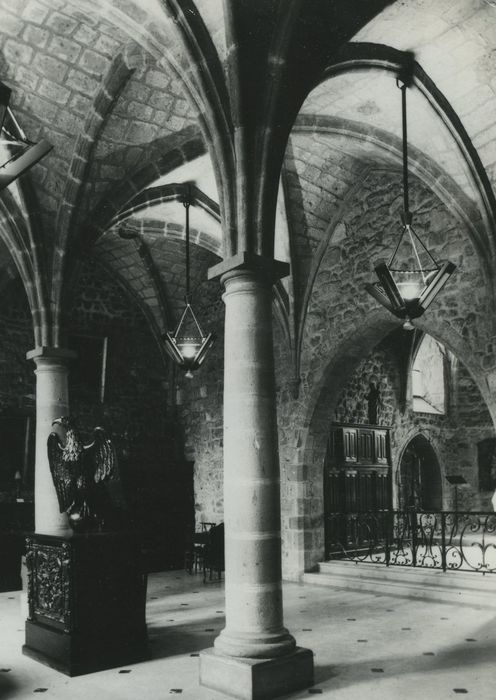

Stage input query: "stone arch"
[
  {"left": 292, "top": 307, "right": 496, "bottom": 572},
  {"left": 319, "top": 42, "right": 496, "bottom": 258},
  {"left": 105, "top": 182, "right": 222, "bottom": 256},
  {"left": 396, "top": 433, "right": 444, "bottom": 512},
  {"left": 54, "top": 49, "right": 140, "bottom": 259},
  {"left": 291, "top": 311, "right": 397, "bottom": 573},
  {"left": 0, "top": 189, "right": 49, "bottom": 347},
  {"left": 414, "top": 315, "right": 496, "bottom": 427},
  {"left": 84, "top": 128, "right": 207, "bottom": 249},
  {"left": 53, "top": 130, "right": 208, "bottom": 347}
]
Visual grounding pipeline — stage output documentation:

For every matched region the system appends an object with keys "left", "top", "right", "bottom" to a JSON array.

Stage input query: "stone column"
[
  {"left": 26, "top": 347, "right": 75, "bottom": 538},
  {"left": 200, "top": 253, "right": 313, "bottom": 700}
]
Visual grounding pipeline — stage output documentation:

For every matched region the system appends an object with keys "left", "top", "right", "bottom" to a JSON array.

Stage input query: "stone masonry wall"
[
  {"left": 332, "top": 344, "right": 399, "bottom": 427},
  {"left": 66, "top": 259, "right": 198, "bottom": 569},
  {"left": 0, "top": 262, "right": 189, "bottom": 568},
  {"left": 174, "top": 254, "right": 225, "bottom": 530},
  {"left": 0, "top": 250, "right": 225, "bottom": 564},
  {"left": 0, "top": 280, "right": 36, "bottom": 503},
  {"left": 0, "top": 280, "right": 35, "bottom": 414},
  {"left": 276, "top": 167, "right": 495, "bottom": 578},
  {"left": 330, "top": 334, "right": 494, "bottom": 513}
]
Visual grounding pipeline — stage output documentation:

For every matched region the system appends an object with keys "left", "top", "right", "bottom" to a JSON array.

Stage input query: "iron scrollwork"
[{"left": 326, "top": 510, "right": 496, "bottom": 575}]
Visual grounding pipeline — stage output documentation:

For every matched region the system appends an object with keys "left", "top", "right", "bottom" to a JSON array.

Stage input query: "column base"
[{"left": 199, "top": 646, "right": 314, "bottom": 700}]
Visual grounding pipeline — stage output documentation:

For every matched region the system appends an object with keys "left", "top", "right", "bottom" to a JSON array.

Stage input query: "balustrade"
[{"left": 326, "top": 510, "right": 496, "bottom": 574}]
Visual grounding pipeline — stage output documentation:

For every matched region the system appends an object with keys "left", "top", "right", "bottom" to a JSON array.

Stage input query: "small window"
[{"left": 412, "top": 335, "right": 445, "bottom": 414}]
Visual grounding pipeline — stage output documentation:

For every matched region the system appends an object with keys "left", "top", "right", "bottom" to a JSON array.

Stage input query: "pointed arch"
[{"left": 318, "top": 42, "right": 496, "bottom": 265}]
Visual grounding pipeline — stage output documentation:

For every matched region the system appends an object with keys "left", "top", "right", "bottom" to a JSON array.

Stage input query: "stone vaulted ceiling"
[{"left": 0, "top": 0, "right": 495, "bottom": 354}]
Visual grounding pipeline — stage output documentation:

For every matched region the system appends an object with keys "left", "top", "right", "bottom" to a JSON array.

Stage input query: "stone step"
[{"left": 302, "top": 560, "right": 496, "bottom": 607}]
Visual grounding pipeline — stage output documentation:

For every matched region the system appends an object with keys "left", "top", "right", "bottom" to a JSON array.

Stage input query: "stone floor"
[{"left": 1, "top": 569, "right": 496, "bottom": 699}]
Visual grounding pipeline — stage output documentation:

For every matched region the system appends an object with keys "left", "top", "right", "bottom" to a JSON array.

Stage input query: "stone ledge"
[{"left": 304, "top": 560, "right": 496, "bottom": 607}]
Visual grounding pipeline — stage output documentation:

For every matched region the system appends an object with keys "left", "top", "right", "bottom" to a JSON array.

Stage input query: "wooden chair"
[
  {"left": 185, "top": 522, "right": 216, "bottom": 575},
  {"left": 203, "top": 522, "right": 224, "bottom": 582}
]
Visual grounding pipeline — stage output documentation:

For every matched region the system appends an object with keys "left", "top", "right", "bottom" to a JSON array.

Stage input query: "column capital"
[
  {"left": 208, "top": 251, "right": 290, "bottom": 285},
  {"left": 26, "top": 346, "right": 77, "bottom": 363}
]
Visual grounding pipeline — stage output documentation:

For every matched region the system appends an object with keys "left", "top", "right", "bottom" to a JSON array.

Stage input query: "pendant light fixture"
[
  {"left": 365, "top": 61, "right": 456, "bottom": 330},
  {"left": 1, "top": 82, "right": 52, "bottom": 191},
  {"left": 163, "top": 186, "right": 214, "bottom": 378}
]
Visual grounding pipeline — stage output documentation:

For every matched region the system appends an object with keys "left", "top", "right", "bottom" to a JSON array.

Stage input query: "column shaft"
[
  {"left": 214, "top": 268, "right": 295, "bottom": 659},
  {"left": 27, "top": 347, "right": 74, "bottom": 538}
]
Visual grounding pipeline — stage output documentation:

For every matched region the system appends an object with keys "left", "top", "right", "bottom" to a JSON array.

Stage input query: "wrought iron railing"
[{"left": 326, "top": 510, "right": 496, "bottom": 574}]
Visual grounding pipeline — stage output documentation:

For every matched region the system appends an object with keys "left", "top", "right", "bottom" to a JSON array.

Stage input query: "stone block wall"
[
  {"left": 67, "top": 260, "right": 170, "bottom": 459},
  {"left": 173, "top": 254, "right": 225, "bottom": 530},
  {"left": 0, "top": 262, "right": 194, "bottom": 568},
  {"left": 0, "top": 280, "right": 36, "bottom": 503},
  {"left": 67, "top": 260, "right": 198, "bottom": 568},
  {"left": 2, "top": 165, "right": 495, "bottom": 580},
  {"left": 330, "top": 334, "right": 494, "bottom": 512},
  {"left": 332, "top": 345, "right": 399, "bottom": 427},
  {"left": 0, "top": 247, "right": 225, "bottom": 548},
  {"left": 276, "top": 167, "right": 496, "bottom": 578}
]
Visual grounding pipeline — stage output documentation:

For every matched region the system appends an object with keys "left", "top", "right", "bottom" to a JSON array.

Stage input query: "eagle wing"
[
  {"left": 47, "top": 431, "right": 76, "bottom": 513},
  {"left": 85, "top": 426, "right": 117, "bottom": 483}
]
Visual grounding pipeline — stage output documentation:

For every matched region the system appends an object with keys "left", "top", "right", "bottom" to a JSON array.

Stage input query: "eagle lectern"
[{"left": 22, "top": 417, "right": 149, "bottom": 675}]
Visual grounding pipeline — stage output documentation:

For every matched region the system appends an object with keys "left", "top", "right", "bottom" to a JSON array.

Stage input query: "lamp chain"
[
  {"left": 400, "top": 81, "right": 410, "bottom": 218},
  {"left": 184, "top": 189, "right": 191, "bottom": 303}
]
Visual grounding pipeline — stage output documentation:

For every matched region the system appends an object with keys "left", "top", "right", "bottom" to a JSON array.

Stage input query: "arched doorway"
[{"left": 398, "top": 435, "right": 442, "bottom": 511}]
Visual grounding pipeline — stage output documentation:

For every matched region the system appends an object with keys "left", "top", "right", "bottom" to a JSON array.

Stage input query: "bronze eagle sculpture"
[{"left": 47, "top": 416, "right": 118, "bottom": 531}]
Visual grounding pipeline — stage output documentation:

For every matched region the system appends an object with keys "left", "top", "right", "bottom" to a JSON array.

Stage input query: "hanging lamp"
[
  {"left": 365, "top": 63, "right": 456, "bottom": 330},
  {"left": 163, "top": 186, "right": 214, "bottom": 378},
  {"left": 0, "top": 83, "right": 52, "bottom": 192}
]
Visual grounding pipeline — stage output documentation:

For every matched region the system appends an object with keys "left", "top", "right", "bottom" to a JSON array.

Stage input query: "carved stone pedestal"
[{"left": 23, "top": 532, "right": 148, "bottom": 676}]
